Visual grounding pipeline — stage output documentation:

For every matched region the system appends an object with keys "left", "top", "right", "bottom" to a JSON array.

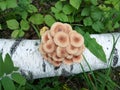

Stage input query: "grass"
[{"left": 23, "top": 67, "right": 119, "bottom": 90}]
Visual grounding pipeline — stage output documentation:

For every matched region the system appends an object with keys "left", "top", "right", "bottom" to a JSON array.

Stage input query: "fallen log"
[{"left": 0, "top": 33, "right": 120, "bottom": 79}]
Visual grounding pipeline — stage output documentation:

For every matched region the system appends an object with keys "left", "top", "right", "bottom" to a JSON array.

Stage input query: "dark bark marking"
[
  {"left": 54, "top": 66, "right": 60, "bottom": 70},
  {"left": 20, "top": 69, "right": 33, "bottom": 80},
  {"left": 70, "top": 65, "right": 73, "bottom": 72},
  {"left": 42, "top": 59, "right": 46, "bottom": 72},
  {"left": 61, "top": 68, "right": 71, "bottom": 76},
  {"left": 113, "top": 48, "right": 119, "bottom": 66},
  {"left": 35, "top": 42, "right": 39, "bottom": 46},
  {"left": 10, "top": 38, "right": 22, "bottom": 56},
  {"left": 0, "top": 48, "right": 3, "bottom": 54}
]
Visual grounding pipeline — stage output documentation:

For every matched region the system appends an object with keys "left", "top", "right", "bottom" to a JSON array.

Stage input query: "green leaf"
[
  {"left": 6, "top": 0, "right": 17, "bottom": 8},
  {"left": 4, "top": 54, "right": 14, "bottom": 74},
  {"left": 83, "top": 17, "right": 93, "bottom": 26},
  {"left": 0, "top": 81, "right": 1, "bottom": 90},
  {"left": 92, "top": 21, "right": 104, "bottom": 32},
  {"left": 90, "top": 0, "right": 98, "bottom": 5},
  {"left": 105, "top": 21, "right": 114, "bottom": 31},
  {"left": 20, "top": 20, "right": 29, "bottom": 31},
  {"left": 0, "top": 53, "right": 4, "bottom": 77},
  {"left": 11, "top": 30, "right": 19, "bottom": 38},
  {"left": 68, "top": 16, "right": 74, "bottom": 23},
  {"left": 11, "top": 73, "right": 26, "bottom": 85},
  {"left": 0, "top": 24, "right": 2, "bottom": 30},
  {"left": 27, "top": 4, "right": 38, "bottom": 13},
  {"left": 0, "top": 1, "right": 6, "bottom": 11},
  {"left": 1, "top": 76, "right": 15, "bottom": 90},
  {"left": 91, "top": 11, "right": 102, "bottom": 21},
  {"left": 13, "top": 67, "right": 19, "bottom": 71},
  {"left": 62, "top": 4, "right": 74, "bottom": 15},
  {"left": 44, "top": 15, "right": 56, "bottom": 27},
  {"left": 55, "top": 13, "right": 68, "bottom": 22},
  {"left": 7, "top": 19, "right": 19, "bottom": 30},
  {"left": 29, "top": 14, "right": 44, "bottom": 25},
  {"left": 51, "top": 7, "right": 60, "bottom": 13},
  {"left": 75, "top": 26, "right": 85, "bottom": 35},
  {"left": 84, "top": 33, "right": 106, "bottom": 62},
  {"left": 21, "top": 11, "right": 28, "bottom": 20},
  {"left": 113, "top": 22, "right": 119, "bottom": 29},
  {"left": 55, "top": 1, "right": 63, "bottom": 11},
  {"left": 18, "top": 30, "right": 25, "bottom": 37},
  {"left": 70, "top": 0, "right": 82, "bottom": 9},
  {"left": 81, "top": 7, "right": 90, "bottom": 16}
]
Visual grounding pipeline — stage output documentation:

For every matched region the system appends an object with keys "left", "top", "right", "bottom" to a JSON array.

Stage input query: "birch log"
[{"left": 0, "top": 33, "right": 120, "bottom": 79}]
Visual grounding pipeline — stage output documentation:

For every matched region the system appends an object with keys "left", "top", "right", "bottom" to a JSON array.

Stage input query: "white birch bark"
[{"left": 0, "top": 33, "right": 120, "bottom": 79}]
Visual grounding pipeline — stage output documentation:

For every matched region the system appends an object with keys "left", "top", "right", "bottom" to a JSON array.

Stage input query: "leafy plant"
[{"left": 0, "top": 53, "right": 26, "bottom": 90}]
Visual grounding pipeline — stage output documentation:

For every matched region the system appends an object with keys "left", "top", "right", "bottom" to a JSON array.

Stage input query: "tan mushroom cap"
[
  {"left": 64, "top": 23, "right": 72, "bottom": 33},
  {"left": 39, "top": 43, "right": 46, "bottom": 55},
  {"left": 50, "top": 22, "right": 67, "bottom": 36},
  {"left": 47, "top": 57, "right": 62, "bottom": 67},
  {"left": 74, "top": 44, "right": 85, "bottom": 56},
  {"left": 43, "top": 40, "right": 55, "bottom": 53},
  {"left": 43, "top": 54, "right": 49, "bottom": 61},
  {"left": 42, "top": 30, "right": 52, "bottom": 43},
  {"left": 52, "top": 53, "right": 64, "bottom": 61},
  {"left": 51, "top": 60, "right": 62, "bottom": 67},
  {"left": 70, "top": 31, "right": 84, "bottom": 47},
  {"left": 66, "top": 54, "right": 73, "bottom": 59},
  {"left": 54, "top": 32, "right": 69, "bottom": 47},
  {"left": 63, "top": 58, "right": 73, "bottom": 65},
  {"left": 56, "top": 47, "right": 68, "bottom": 57},
  {"left": 66, "top": 45, "right": 78, "bottom": 55},
  {"left": 73, "top": 55, "right": 83, "bottom": 63}
]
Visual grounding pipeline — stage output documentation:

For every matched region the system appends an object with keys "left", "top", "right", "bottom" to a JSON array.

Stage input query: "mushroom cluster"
[{"left": 39, "top": 22, "right": 85, "bottom": 67}]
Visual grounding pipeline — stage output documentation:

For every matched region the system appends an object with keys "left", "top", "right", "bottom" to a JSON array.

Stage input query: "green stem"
[
  {"left": 80, "top": 63, "right": 93, "bottom": 89},
  {"left": 83, "top": 55, "right": 97, "bottom": 88},
  {"left": 31, "top": 24, "right": 40, "bottom": 39}
]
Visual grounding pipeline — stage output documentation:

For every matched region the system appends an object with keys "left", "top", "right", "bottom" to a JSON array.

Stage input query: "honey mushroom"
[
  {"left": 69, "top": 31, "right": 84, "bottom": 47},
  {"left": 50, "top": 22, "right": 67, "bottom": 36},
  {"left": 39, "top": 22, "right": 85, "bottom": 67},
  {"left": 43, "top": 40, "right": 55, "bottom": 53},
  {"left": 54, "top": 32, "right": 69, "bottom": 47},
  {"left": 63, "top": 58, "right": 73, "bottom": 65},
  {"left": 73, "top": 55, "right": 83, "bottom": 63},
  {"left": 66, "top": 45, "right": 78, "bottom": 55},
  {"left": 64, "top": 23, "right": 72, "bottom": 33},
  {"left": 56, "top": 47, "right": 68, "bottom": 57},
  {"left": 42, "top": 30, "right": 52, "bottom": 43}
]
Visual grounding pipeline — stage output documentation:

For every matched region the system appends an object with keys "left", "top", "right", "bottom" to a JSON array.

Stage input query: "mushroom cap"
[
  {"left": 63, "top": 58, "right": 73, "bottom": 65},
  {"left": 54, "top": 32, "right": 69, "bottom": 47},
  {"left": 74, "top": 44, "right": 85, "bottom": 56},
  {"left": 43, "top": 40, "right": 55, "bottom": 53},
  {"left": 66, "top": 54, "right": 73, "bottom": 59},
  {"left": 73, "top": 55, "right": 83, "bottom": 63},
  {"left": 51, "top": 60, "right": 62, "bottom": 67},
  {"left": 56, "top": 47, "right": 68, "bottom": 57},
  {"left": 39, "top": 43, "right": 46, "bottom": 55},
  {"left": 66, "top": 45, "right": 78, "bottom": 55},
  {"left": 64, "top": 23, "right": 72, "bottom": 33},
  {"left": 42, "top": 30, "right": 52, "bottom": 43},
  {"left": 52, "top": 53, "right": 64, "bottom": 61},
  {"left": 47, "top": 57, "right": 62, "bottom": 67},
  {"left": 50, "top": 22, "right": 66, "bottom": 36},
  {"left": 70, "top": 31, "right": 84, "bottom": 47},
  {"left": 43, "top": 54, "right": 49, "bottom": 61}
]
